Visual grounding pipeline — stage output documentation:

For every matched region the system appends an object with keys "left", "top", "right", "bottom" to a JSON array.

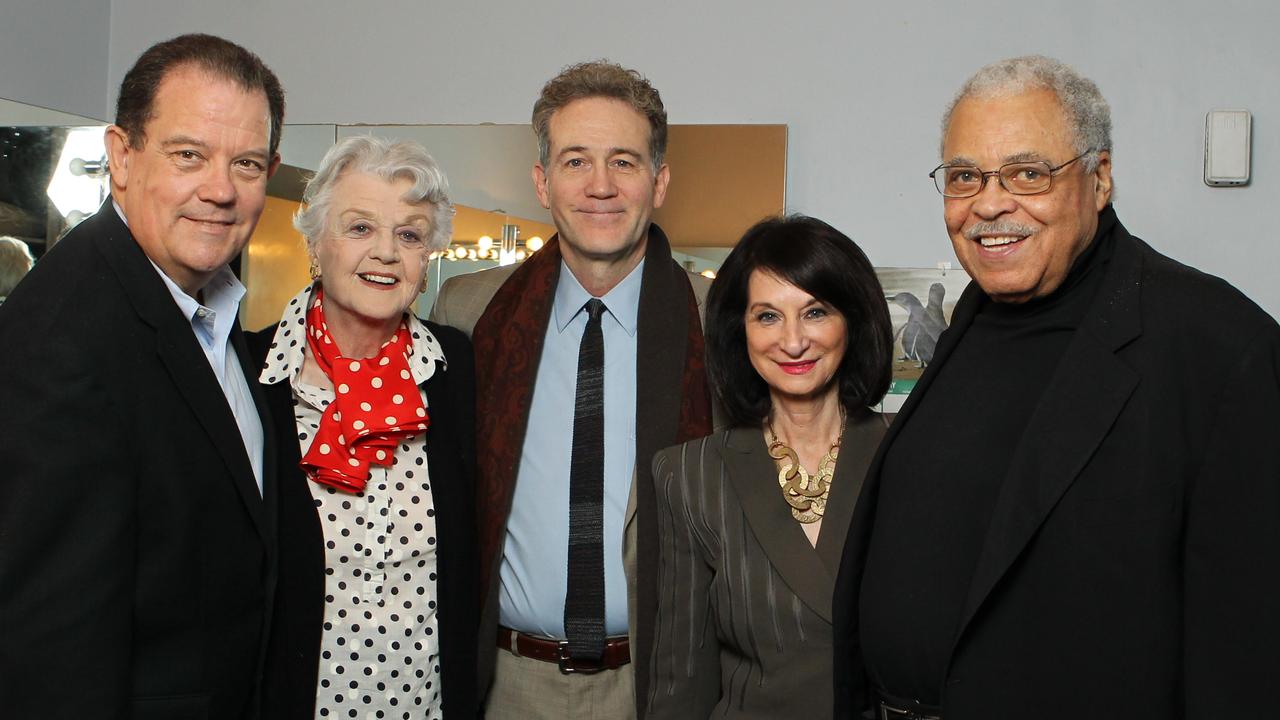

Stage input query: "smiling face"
[
  {"left": 106, "top": 65, "right": 279, "bottom": 296},
  {"left": 745, "top": 269, "right": 848, "bottom": 405},
  {"left": 532, "top": 96, "right": 670, "bottom": 276},
  {"left": 311, "top": 171, "right": 432, "bottom": 356},
  {"left": 941, "top": 88, "right": 1112, "bottom": 303}
]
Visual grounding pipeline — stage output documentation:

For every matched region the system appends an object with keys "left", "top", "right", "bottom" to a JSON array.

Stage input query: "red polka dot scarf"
[{"left": 301, "top": 288, "right": 430, "bottom": 493}]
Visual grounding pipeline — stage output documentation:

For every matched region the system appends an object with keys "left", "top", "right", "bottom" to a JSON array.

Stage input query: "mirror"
[
  {"left": 0, "top": 98, "right": 109, "bottom": 262},
  {"left": 0, "top": 107, "right": 788, "bottom": 328}
]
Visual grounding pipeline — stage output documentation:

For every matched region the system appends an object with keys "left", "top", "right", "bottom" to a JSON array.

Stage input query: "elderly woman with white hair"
[
  {"left": 252, "top": 136, "right": 477, "bottom": 719},
  {"left": 0, "top": 236, "right": 35, "bottom": 305}
]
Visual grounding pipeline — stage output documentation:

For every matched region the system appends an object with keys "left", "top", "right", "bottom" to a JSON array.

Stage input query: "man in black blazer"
[
  {"left": 0, "top": 34, "right": 284, "bottom": 718},
  {"left": 835, "top": 55, "right": 1280, "bottom": 719}
]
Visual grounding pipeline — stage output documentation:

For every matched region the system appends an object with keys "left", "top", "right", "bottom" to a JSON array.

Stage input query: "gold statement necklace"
[{"left": 766, "top": 410, "right": 846, "bottom": 524}]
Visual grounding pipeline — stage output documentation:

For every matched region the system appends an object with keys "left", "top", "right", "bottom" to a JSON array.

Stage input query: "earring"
[
  {"left": 418, "top": 275, "right": 429, "bottom": 294},
  {"left": 308, "top": 259, "right": 321, "bottom": 281}
]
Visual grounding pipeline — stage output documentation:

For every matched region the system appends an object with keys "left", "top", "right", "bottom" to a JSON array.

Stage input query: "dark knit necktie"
[{"left": 565, "top": 298, "right": 606, "bottom": 660}]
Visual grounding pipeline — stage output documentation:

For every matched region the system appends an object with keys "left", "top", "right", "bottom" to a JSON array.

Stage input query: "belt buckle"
[
  {"left": 879, "top": 703, "right": 936, "bottom": 720},
  {"left": 879, "top": 705, "right": 907, "bottom": 720},
  {"left": 556, "top": 641, "right": 605, "bottom": 675}
]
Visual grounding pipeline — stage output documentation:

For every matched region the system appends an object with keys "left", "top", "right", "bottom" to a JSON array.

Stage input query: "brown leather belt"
[{"left": 497, "top": 626, "right": 630, "bottom": 674}]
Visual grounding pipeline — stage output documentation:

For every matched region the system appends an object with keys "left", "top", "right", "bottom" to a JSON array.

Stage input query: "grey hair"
[
  {"left": 941, "top": 55, "right": 1112, "bottom": 171},
  {"left": 0, "top": 236, "right": 35, "bottom": 296},
  {"left": 294, "top": 135, "right": 454, "bottom": 253}
]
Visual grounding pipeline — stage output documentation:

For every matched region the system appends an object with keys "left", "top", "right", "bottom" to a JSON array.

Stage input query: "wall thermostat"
[{"left": 1204, "top": 109, "right": 1251, "bottom": 187}]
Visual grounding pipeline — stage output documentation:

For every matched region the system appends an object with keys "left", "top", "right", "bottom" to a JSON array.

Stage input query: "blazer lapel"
[
  {"left": 837, "top": 281, "right": 986, "bottom": 610},
  {"left": 855, "top": 279, "right": 985, "bottom": 521},
  {"left": 722, "top": 427, "right": 837, "bottom": 623},
  {"left": 815, "top": 410, "right": 886, "bottom": 576},
  {"left": 951, "top": 225, "right": 1145, "bottom": 653},
  {"left": 232, "top": 319, "right": 276, "bottom": 544},
  {"left": 93, "top": 206, "right": 268, "bottom": 539}
]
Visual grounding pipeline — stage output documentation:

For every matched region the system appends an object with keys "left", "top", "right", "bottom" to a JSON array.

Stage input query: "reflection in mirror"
[
  {"left": 240, "top": 125, "right": 339, "bottom": 331},
  {"left": 334, "top": 125, "right": 561, "bottom": 319},
  {"left": 0, "top": 98, "right": 109, "bottom": 263},
  {"left": 241, "top": 123, "right": 786, "bottom": 331}
]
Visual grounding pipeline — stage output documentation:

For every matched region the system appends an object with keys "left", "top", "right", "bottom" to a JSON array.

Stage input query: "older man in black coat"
[
  {"left": 835, "top": 55, "right": 1280, "bottom": 720},
  {"left": 0, "top": 35, "right": 283, "bottom": 719}
]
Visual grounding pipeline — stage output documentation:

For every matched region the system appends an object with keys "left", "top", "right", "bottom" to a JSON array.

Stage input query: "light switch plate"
[{"left": 1205, "top": 109, "right": 1251, "bottom": 187}]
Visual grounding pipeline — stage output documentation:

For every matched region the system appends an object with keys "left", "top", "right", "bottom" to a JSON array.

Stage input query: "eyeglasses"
[{"left": 929, "top": 150, "right": 1096, "bottom": 198}]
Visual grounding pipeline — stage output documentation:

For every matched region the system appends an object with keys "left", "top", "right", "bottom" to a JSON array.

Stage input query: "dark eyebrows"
[
  {"left": 610, "top": 146, "right": 643, "bottom": 160},
  {"left": 159, "top": 135, "right": 270, "bottom": 163},
  {"left": 556, "top": 145, "right": 589, "bottom": 159},
  {"left": 160, "top": 135, "right": 209, "bottom": 151},
  {"left": 556, "top": 145, "right": 644, "bottom": 161},
  {"left": 746, "top": 296, "right": 823, "bottom": 313}
]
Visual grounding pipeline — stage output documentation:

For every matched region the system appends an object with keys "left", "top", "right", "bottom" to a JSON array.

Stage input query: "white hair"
[
  {"left": 942, "top": 55, "right": 1112, "bottom": 172},
  {"left": 294, "top": 135, "right": 454, "bottom": 253},
  {"left": 0, "top": 236, "right": 35, "bottom": 296}
]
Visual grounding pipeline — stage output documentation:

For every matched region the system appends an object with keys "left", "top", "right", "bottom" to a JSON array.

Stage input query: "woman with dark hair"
[{"left": 646, "top": 215, "right": 892, "bottom": 719}]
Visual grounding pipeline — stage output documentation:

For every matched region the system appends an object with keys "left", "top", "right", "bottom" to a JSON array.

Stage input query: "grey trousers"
[{"left": 484, "top": 647, "right": 636, "bottom": 720}]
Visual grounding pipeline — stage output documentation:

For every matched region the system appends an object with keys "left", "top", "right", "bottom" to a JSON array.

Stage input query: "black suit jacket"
[
  {"left": 250, "top": 318, "right": 479, "bottom": 719},
  {"left": 0, "top": 203, "right": 278, "bottom": 719},
  {"left": 834, "top": 207, "right": 1280, "bottom": 719}
]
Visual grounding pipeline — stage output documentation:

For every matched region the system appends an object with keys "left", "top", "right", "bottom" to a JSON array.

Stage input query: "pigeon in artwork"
[
  {"left": 888, "top": 285, "right": 948, "bottom": 367},
  {"left": 925, "top": 282, "right": 946, "bottom": 330}
]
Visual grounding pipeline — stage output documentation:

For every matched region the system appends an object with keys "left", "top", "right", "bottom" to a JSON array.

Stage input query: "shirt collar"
[
  {"left": 120, "top": 198, "right": 245, "bottom": 336},
  {"left": 148, "top": 259, "right": 245, "bottom": 339},
  {"left": 259, "top": 283, "right": 447, "bottom": 386},
  {"left": 552, "top": 258, "right": 644, "bottom": 336}
]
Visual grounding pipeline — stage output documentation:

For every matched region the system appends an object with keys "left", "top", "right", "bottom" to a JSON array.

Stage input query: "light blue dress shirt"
[
  {"left": 114, "top": 203, "right": 264, "bottom": 494},
  {"left": 498, "top": 259, "right": 643, "bottom": 638}
]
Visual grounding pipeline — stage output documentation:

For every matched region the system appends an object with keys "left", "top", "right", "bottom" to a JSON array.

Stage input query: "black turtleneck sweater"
[{"left": 858, "top": 210, "right": 1117, "bottom": 706}]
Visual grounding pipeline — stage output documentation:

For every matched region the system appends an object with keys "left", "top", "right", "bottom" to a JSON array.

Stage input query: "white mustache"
[{"left": 964, "top": 221, "right": 1037, "bottom": 241}]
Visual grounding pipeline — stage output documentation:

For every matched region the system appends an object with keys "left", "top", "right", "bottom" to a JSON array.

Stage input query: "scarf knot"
[{"left": 301, "top": 288, "right": 430, "bottom": 493}]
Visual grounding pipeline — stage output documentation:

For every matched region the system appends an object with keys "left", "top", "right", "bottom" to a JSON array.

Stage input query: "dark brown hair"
[
  {"left": 706, "top": 215, "right": 893, "bottom": 426},
  {"left": 115, "top": 33, "right": 285, "bottom": 157}
]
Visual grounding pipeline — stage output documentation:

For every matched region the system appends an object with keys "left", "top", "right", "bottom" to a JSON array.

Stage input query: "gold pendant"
[
  {"left": 767, "top": 411, "right": 845, "bottom": 524},
  {"left": 768, "top": 439, "right": 839, "bottom": 524}
]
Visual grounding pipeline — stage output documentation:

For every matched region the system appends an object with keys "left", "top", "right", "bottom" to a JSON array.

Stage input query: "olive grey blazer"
[{"left": 646, "top": 410, "right": 886, "bottom": 719}]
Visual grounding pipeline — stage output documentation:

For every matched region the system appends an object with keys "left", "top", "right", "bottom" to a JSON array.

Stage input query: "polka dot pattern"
[
  {"left": 259, "top": 284, "right": 446, "bottom": 719},
  {"left": 259, "top": 284, "right": 445, "bottom": 402},
  {"left": 299, "top": 288, "right": 432, "bottom": 493}
]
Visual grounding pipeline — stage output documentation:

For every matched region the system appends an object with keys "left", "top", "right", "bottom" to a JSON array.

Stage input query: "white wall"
[
  {"left": 0, "top": 98, "right": 103, "bottom": 125},
  {"left": 1, "top": 0, "right": 111, "bottom": 121},
  {"left": 103, "top": 0, "right": 1280, "bottom": 316}
]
